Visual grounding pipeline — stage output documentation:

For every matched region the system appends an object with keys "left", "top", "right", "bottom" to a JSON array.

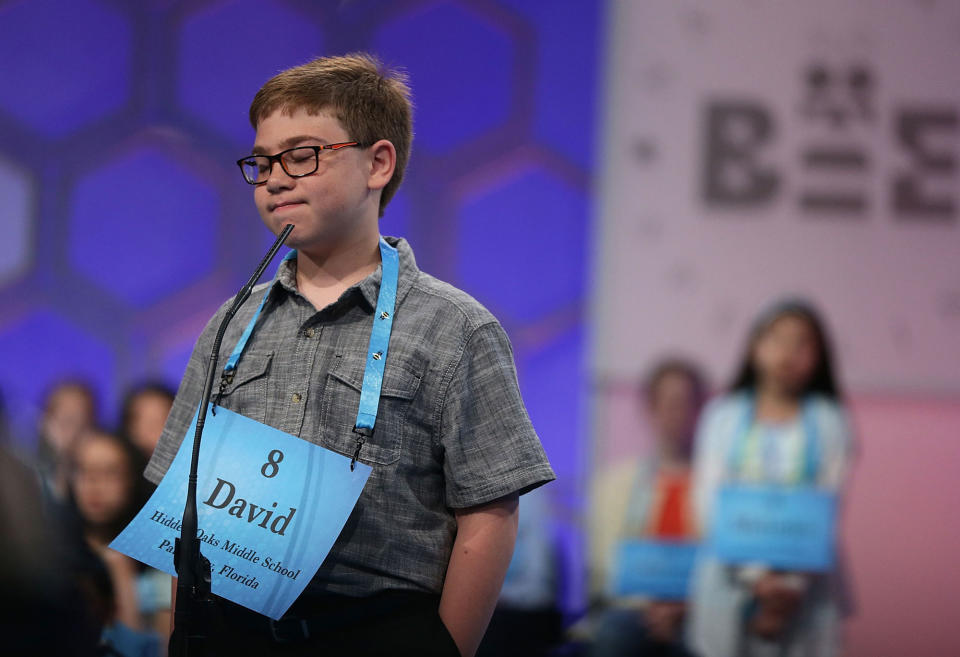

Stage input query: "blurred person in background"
[
  {"left": 0, "top": 384, "right": 105, "bottom": 656},
  {"left": 476, "top": 486, "right": 564, "bottom": 657},
  {"left": 118, "top": 382, "right": 174, "bottom": 463},
  {"left": 587, "top": 359, "right": 707, "bottom": 657},
  {"left": 119, "top": 382, "right": 178, "bottom": 647},
  {"left": 688, "top": 299, "right": 854, "bottom": 657},
  {"left": 37, "top": 379, "right": 98, "bottom": 499},
  {"left": 71, "top": 429, "right": 162, "bottom": 655}
]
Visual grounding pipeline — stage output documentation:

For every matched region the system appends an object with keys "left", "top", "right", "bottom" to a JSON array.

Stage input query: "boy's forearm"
[{"left": 439, "top": 494, "right": 519, "bottom": 657}]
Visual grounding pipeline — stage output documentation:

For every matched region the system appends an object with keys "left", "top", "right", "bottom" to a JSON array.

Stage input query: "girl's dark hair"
[{"left": 729, "top": 298, "right": 842, "bottom": 399}]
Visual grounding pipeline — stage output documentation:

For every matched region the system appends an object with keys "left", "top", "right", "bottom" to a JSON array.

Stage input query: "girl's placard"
[{"left": 708, "top": 485, "right": 836, "bottom": 571}]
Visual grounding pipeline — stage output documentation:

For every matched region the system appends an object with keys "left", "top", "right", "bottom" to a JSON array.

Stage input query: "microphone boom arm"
[{"left": 171, "top": 223, "right": 295, "bottom": 656}]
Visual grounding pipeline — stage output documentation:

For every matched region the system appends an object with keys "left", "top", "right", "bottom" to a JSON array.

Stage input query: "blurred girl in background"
[
  {"left": 71, "top": 430, "right": 146, "bottom": 628},
  {"left": 688, "top": 299, "right": 854, "bottom": 657},
  {"left": 71, "top": 429, "right": 162, "bottom": 656}
]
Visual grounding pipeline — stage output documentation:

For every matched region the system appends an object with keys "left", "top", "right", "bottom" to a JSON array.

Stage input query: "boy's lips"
[{"left": 271, "top": 200, "right": 305, "bottom": 212}]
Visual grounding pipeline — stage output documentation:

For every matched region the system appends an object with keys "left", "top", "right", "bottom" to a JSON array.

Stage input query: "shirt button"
[
  {"left": 292, "top": 393, "right": 303, "bottom": 403},
  {"left": 305, "top": 328, "right": 315, "bottom": 338}
]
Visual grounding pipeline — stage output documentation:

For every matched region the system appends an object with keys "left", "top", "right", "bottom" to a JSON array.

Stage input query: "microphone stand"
[{"left": 170, "top": 224, "right": 295, "bottom": 657}]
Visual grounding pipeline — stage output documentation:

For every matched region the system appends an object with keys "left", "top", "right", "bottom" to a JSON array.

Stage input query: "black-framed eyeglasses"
[{"left": 236, "top": 142, "right": 364, "bottom": 185}]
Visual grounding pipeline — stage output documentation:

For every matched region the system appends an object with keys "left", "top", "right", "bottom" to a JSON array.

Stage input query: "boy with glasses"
[{"left": 145, "top": 53, "right": 554, "bottom": 656}]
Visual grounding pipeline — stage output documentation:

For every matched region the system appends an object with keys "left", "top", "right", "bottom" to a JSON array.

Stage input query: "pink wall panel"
[{"left": 843, "top": 397, "right": 960, "bottom": 656}]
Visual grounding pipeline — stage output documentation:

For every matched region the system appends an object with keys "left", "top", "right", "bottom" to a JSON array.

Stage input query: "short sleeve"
[
  {"left": 143, "top": 303, "right": 228, "bottom": 484},
  {"left": 438, "top": 321, "right": 555, "bottom": 508}
]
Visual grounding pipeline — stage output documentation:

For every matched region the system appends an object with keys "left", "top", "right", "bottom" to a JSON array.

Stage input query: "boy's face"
[
  {"left": 252, "top": 107, "right": 377, "bottom": 254},
  {"left": 649, "top": 371, "right": 699, "bottom": 456}
]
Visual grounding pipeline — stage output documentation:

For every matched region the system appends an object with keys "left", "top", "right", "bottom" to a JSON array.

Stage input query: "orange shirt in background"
[{"left": 646, "top": 470, "right": 694, "bottom": 540}]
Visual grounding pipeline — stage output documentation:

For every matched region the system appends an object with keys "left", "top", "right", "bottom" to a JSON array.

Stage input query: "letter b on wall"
[{"left": 702, "top": 100, "right": 780, "bottom": 206}]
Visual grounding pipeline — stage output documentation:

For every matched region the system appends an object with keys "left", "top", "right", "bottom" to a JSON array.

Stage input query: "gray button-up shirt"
[{"left": 146, "top": 237, "right": 555, "bottom": 596}]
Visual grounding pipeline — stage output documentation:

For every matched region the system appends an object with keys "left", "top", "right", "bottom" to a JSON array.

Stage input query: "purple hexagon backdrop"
[{"left": 0, "top": 0, "right": 600, "bottom": 609}]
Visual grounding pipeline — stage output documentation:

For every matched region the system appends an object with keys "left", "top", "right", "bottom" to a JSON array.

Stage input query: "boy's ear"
[{"left": 368, "top": 139, "right": 396, "bottom": 192}]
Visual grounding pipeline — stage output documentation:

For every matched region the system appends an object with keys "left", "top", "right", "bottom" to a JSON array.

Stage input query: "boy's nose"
[{"left": 265, "top": 161, "right": 295, "bottom": 190}]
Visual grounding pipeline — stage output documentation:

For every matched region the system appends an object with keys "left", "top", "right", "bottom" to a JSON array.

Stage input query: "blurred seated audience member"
[
  {"left": 37, "top": 379, "right": 98, "bottom": 499},
  {"left": 587, "top": 358, "right": 707, "bottom": 657},
  {"left": 119, "top": 382, "right": 175, "bottom": 462},
  {"left": 688, "top": 299, "right": 854, "bottom": 657},
  {"left": 71, "top": 428, "right": 166, "bottom": 650},
  {"left": 476, "top": 486, "right": 564, "bottom": 657},
  {"left": 0, "top": 441, "right": 105, "bottom": 656}
]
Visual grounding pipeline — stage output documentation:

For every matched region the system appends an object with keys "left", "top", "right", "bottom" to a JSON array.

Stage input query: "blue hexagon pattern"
[
  {"left": 177, "top": 0, "right": 323, "bottom": 146},
  {"left": 0, "top": 0, "right": 131, "bottom": 138},
  {"left": 499, "top": 0, "right": 600, "bottom": 169},
  {"left": 373, "top": 1, "right": 514, "bottom": 154},
  {"left": 0, "top": 154, "right": 34, "bottom": 284},
  {"left": 457, "top": 165, "right": 587, "bottom": 323},
  {"left": 0, "top": 309, "right": 116, "bottom": 429},
  {"left": 160, "top": 335, "right": 196, "bottom": 389},
  {"left": 68, "top": 145, "right": 219, "bottom": 307},
  {"left": 517, "top": 327, "right": 585, "bottom": 484}
]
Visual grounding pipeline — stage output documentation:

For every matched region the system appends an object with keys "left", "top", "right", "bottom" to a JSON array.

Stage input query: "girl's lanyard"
[
  {"left": 727, "top": 396, "right": 821, "bottom": 486},
  {"left": 217, "top": 236, "right": 399, "bottom": 470}
]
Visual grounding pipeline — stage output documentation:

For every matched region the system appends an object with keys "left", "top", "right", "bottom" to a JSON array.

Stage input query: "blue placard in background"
[
  {"left": 708, "top": 485, "right": 836, "bottom": 571},
  {"left": 611, "top": 540, "right": 699, "bottom": 599},
  {"left": 110, "top": 405, "right": 371, "bottom": 619}
]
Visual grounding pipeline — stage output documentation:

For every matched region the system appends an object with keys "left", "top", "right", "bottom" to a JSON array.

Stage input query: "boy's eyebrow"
[{"left": 251, "top": 135, "right": 330, "bottom": 155}]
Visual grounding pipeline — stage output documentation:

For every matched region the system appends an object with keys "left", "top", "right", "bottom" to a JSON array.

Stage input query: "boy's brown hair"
[{"left": 249, "top": 53, "right": 413, "bottom": 217}]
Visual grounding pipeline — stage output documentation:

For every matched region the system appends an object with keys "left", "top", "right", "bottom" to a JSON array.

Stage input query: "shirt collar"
[{"left": 273, "top": 235, "right": 419, "bottom": 312}]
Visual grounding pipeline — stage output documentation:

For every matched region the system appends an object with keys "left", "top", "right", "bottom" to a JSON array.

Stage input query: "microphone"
[{"left": 170, "top": 223, "right": 295, "bottom": 656}]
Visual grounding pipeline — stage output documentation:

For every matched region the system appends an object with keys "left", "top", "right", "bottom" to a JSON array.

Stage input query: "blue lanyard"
[
  {"left": 220, "top": 237, "right": 400, "bottom": 470},
  {"left": 727, "top": 395, "right": 821, "bottom": 485}
]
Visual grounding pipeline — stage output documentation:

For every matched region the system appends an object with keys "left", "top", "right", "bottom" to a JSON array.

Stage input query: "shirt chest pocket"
[
  {"left": 320, "top": 355, "right": 422, "bottom": 466},
  {"left": 217, "top": 350, "right": 273, "bottom": 424}
]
